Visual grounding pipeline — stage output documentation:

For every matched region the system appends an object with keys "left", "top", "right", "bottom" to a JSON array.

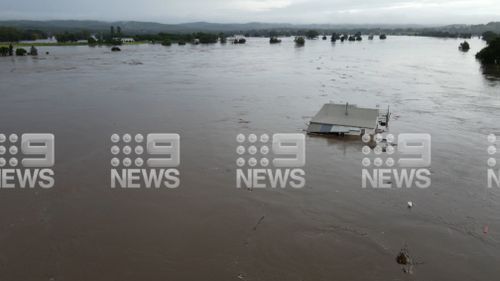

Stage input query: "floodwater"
[{"left": 0, "top": 36, "right": 499, "bottom": 280}]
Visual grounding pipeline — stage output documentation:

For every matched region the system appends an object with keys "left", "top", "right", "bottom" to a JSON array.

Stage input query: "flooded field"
[{"left": 0, "top": 36, "right": 499, "bottom": 280}]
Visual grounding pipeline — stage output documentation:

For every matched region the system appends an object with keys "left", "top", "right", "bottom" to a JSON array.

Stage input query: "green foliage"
[
  {"left": 269, "top": 37, "right": 281, "bottom": 44},
  {"left": 305, "top": 30, "right": 318, "bottom": 39},
  {"left": 0, "top": 27, "right": 47, "bottom": 42},
  {"left": 105, "top": 38, "right": 122, "bottom": 45},
  {"left": 482, "top": 31, "right": 498, "bottom": 44},
  {"left": 193, "top": 32, "right": 218, "bottom": 44},
  {"left": 15, "top": 48, "right": 27, "bottom": 56},
  {"left": 88, "top": 37, "right": 97, "bottom": 45},
  {"left": 0, "top": 46, "right": 9, "bottom": 56},
  {"left": 476, "top": 37, "right": 500, "bottom": 64},
  {"left": 416, "top": 30, "right": 470, "bottom": 38},
  {"left": 56, "top": 31, "right": 90, "bottom": 42},
  {"left": 459, "top": 41, "right": 470, "bottom": 51},
  {"left": 294, "top": 36, "right": 305, "bottom": 45}
]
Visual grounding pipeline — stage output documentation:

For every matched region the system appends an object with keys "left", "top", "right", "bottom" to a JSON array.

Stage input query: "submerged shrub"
[
  {"left": 294, "top": 36, "right": 305, "bottom": 46},
  {"left": 15, "top": 48, "right": 27, "bottom": 56},
  {"left": 269, "top": 37, "right": 281, "bottom": 44},
  {"left": 459, "top": 41, "right": 470, "bottom": 51},
  {"left": 0, "top": 46, "right": 9, "bottom": 56}
]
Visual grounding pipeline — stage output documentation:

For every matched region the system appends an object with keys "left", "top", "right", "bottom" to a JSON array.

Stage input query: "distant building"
[{"left": 119, "top": 38, "right": 135, "bottom": 43}]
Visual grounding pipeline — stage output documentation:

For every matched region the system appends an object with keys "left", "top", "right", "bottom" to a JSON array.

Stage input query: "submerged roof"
[{"left": 310, "top": 103, "right": 380, "bottom": 129}]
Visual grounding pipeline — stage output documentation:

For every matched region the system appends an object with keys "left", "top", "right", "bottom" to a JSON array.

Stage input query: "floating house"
[{"left": 307, "top": 103, "right": 389, "bottom": 135}]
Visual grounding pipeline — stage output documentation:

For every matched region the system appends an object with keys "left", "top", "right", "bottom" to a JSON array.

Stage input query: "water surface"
[{"left": 0, "top": 36, "right": 499, "bottom": 281}]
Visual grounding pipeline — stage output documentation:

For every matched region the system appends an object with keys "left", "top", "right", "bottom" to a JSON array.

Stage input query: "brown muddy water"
[{"left": 0, "top": 36, "right": 499, "bottom": 281}]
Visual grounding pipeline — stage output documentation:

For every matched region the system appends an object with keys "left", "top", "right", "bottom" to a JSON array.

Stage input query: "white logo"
[
  {"left": 236, "top": 133, "right": 306, "bottom": 189},
  {"left": 361, "top": 133, "right": 431, "bottom": 188},
  {"left": 487, "top": 133, "right": 498, "bottom": 188},
  {"left": 110, "top": 133, "right": 180, "bottom": 188},
  {"left": 0, "top": 133, "right": 55, "bottom": 189}
]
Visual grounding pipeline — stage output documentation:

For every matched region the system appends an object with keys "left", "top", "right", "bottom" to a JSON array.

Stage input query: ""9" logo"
[
  {"left": 21, "top": 133, "right": 55, "bottom": 168},
  {"left": 397, "top": 133, "right": 431, "bottom": 168},
  {"left": 272, "top": 134, "right": 305, "bottom": 168},
  {"left": 146, "top": 134, "right": 180, "bottom": 167}
]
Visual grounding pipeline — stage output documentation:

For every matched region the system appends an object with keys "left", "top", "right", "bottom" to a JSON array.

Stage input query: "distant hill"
[{"left": 0, "top": 20, "right": 499, "bottom": 35}]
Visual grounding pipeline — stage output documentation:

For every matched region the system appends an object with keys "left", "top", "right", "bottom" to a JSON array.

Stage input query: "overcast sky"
[{"left": 1, "top": 0, "right": 499, "bottom": 24}]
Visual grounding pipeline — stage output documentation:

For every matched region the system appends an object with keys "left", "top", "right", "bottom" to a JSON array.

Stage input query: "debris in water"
[
  {"left": 396, "top": 248, "right": 410, "bottom": 265},
  {"left": 252, "top": 216, "right": 265, "bottom": 231},
  {"left": 396, "top": 244, "right": 418, "bottom": 274},
  {"left": 407, "top": 201, "right": 413, "bottom": 208}
]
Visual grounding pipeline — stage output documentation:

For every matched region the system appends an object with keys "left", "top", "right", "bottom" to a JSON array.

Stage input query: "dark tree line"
[
  {"left": 0, "top": 27, "right": 47, "bottom": 42},
  {"left": 55, "top": 30, "right": 91, "bottom": 42},
  {"left": 135, "top": 32, "right": 221, "bottom": 44}
]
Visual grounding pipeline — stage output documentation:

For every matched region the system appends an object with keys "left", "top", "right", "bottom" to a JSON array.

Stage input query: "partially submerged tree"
[
  {"left": 476, "top": 37, "right": 500, "bottom": 65},
  {"left": 269, "top": 37, "right": 281, "bottom": 44},
  {"left": 15, "top": 48, "right": 27, "bottom": 56},
  {"left": 294, "top": 36, "right": 305, "bottom": 46},
  {"left": 459, "top": 41, "right": 470, "bottom": 51},
  {"left": 0, "top": 46, "right": 9, "bottom": 56}
]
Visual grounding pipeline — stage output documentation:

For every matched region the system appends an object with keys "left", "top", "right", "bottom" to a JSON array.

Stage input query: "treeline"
[
  {"left": 476, "top": 31, "right": 500, "bottom": 65},
  {"left": 415, "top": 30, "right": 472, "bottom": 39},
  {"left": 135, "top": 32, "right": 221, "bottom": 44},
  {"left": 0, "top": 27, "right": 47, "bottom": 42},
  {"left": 55, "top": 31, "right": 91, "bottom": 42}
]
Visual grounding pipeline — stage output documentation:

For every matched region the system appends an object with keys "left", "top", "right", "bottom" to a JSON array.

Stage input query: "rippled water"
[{"left": 0, "top": 36, "right": 499, "bottom": 280}]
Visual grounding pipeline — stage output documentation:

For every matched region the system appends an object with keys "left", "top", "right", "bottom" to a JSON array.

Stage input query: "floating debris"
[
  {"left": 252, "top": 216, "right": 265, "bottom": 231},
  {"left": 407, "top": 201, "right": 413, "bottom": 208},
  {"left": 396, "top": 248, "right": 411, "bottom": 265}
]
